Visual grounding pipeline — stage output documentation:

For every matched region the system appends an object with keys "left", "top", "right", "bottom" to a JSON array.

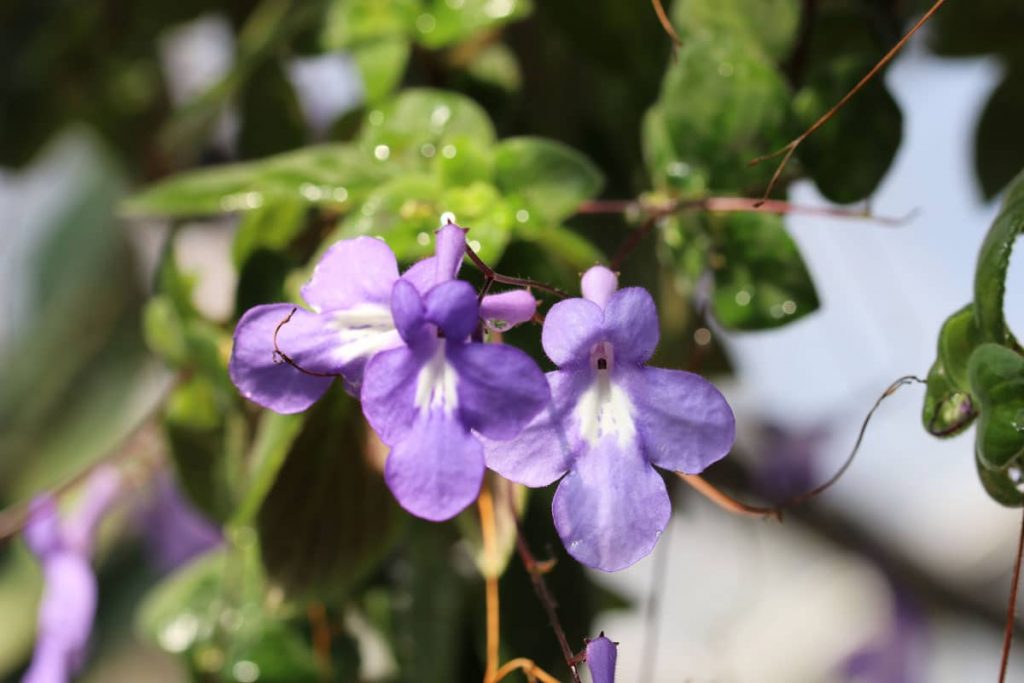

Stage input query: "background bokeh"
[{"left": 2, "top": 0, "right": 1023, "bottom": 681}]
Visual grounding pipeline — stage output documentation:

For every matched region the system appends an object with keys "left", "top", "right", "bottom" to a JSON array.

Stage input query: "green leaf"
[
  {"left": 321, "top": 0, "right": 421, "bottom": 49},
  {"left": 659, "top": 33, "right": 790, "bottom": 191},
  {"left": 975, "top": 70, "right": 1024, "bottom": 200},
  {"left": 671, "top": 0, "right": 801, "bottom": 61},
  {"left": 641, "top": 106, "right": 709, "bottom": 194},
  {"left": 493, "top": 137, "right": 604, "bottom": 222},
  {"left": 974, "top": 167, "right": 1024, "bottom": 346},
  {"left": 232, "top": 198, "right": 309, "bottom": 268},
  {"left": 233, "top": 411, "right": 306, "bottom": 526},
  {"left": 165, "top": 377, "right": 243, "bottom": 522},
  {"left": 464, "top": 43, "right": 523, "bottom": 92},
  {"left": 415, "top": 0, "right": 532, "bottom": 49},
  {"left": 238, "top": 60, "right": 308, "bottom": 159},
  {"left": 793, "top": 55, "right": 902, "bottom": 204},
  {"left": 337, "top": 174, "right": 514, "bottom": 262},
  {"left": 352, "top": 38, "right": 412, "bottom": 105},
  {"left": 124, "top": 143, "right": 383, "bottom": 217},
  {"left": 360, "top": 88, "right": 496, "bottom": 169},
  {"left": 937, "top": 304, "right": 985, "bottom": 392},
  {"left": 709, "top": 212, "right": 819, "bottom": 330},
  {"left": 336, "top": 173, "right": 445, "bottom": 261},
  {"left": 921, "top": 358, "right": 977, "bottom": 438},
  {"left": 518, "top": 224, "right": 605, "bottom": 272},
  {"left": 437, "top": 133, "right": 494, "bottom": 187},
  {"left": 257, "top": 388, "right": 404, "bottom": 599},
  {"left": 968, "top": 343, "right": 1024, "bottom": 470},
  {"left": 976, "top": 457, "right": 1024, "bottom": 507},
  {"left": 137, "top": 550, "right": 229, "bottom": 650},
  {"left": 143, "top": 296, "right": 190, "bottom": 366}
]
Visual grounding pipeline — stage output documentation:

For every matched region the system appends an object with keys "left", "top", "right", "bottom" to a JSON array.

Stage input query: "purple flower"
[
  {"left": 143, "top": 473, "right": 222, "bottom": 573},
  {"left": 229, "top": 223, "right": 536, "bottom": 413},
  {"left": 483, "top": 266, "right": 735, "bottom": 571},
  {"left": 360, "top": 275, "right": 550, "bottom": 521},
  {"left": 586, "top": 634, "right": 618, "bottom": 683},
  {"left": 23, "top": 466, "right": 123, "bottom": 683}
]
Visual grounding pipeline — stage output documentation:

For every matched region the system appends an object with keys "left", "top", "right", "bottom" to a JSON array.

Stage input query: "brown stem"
[
  {"left": 748, "top": 0, "right": 946, "bottom": 204},
  {"left": 999, "top": 508, "right": 1024, "bottom": 683},
  {"left": 605, "top": 195, "right": 908, "bottom": 271},
  {"left": 493, "top": 658, "right": 561, "bottom": 683},
  {"left": 464, "top": 245, "right": 569, "bottom": 299},
  {"left": 650, "top": 0, "right": 682, "bottom": 48},
  {"left": 479, "top": 488, "right": 500, "bottom": 683},
  {"left": 677, "top": 473, "right": 781, "bottom": 520},
  {"left": 507, "top": 488, "right": 581, "bottom": 683}
]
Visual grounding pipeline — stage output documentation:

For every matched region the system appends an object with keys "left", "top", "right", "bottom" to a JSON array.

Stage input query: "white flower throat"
[
  {"left": 331, "top": 303, "right": 402, "bottom": 363},
  {"left": 414, "top": 340, "right": 459, "bottom": 414},
  {"left": 575, "top": 341, "right": 636, "bottom": 447}
]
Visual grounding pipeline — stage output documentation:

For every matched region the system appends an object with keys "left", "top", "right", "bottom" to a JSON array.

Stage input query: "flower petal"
[
  {"left": 24, "top": 496, "right": 61, "bottom": 559},
  {"left": 586, "top": 635, "right": 618, "bottom": 683},
  {"left": 390, "top": 279, "right": 428, "bottom": 345},
  {"left": 480, "top": 290, "right": 537, "bottom": 331},
  {"left": 39, "top": 554, "right": 97, "bottom": 654},
  {"left": 603, "top": 288, "right": 659, "bottom": 364},
  {"left": 424, "top": 280, "right": 479, "bottom": 341},
  {"left": 481, "top": 370, "right": 584, "bottom": 487},
  {"left": 401, "top": 257, "right": 438, "bottom": 293},
  {"left": 541, "top": 297, "right": 604, "bottom": 368},
  {"left": 581, "top": 266, "right": 619, "bottom": 309},
  {"left": 301, "top": 237, "right": 399, "bottom": 313},
  {"left": 448, "top": 342, "right": 549, "bottom": 440},
  {"left": 384, "top": 411, "right": 484, "bottom": 521},
  {"left": 229, "top": 304, "right": 333, "bottom": 414},
  {"left": 64, "top": 466, "right": 122, "bottom": 554},
  {"left": 552, "top": 435, "right": 670, "bottom": 572},
  {"left": 361, "top": 344, "right": 433, "bottom": 446},
  {"left": 624, "top": 367, "right": 735, "bottom": 474},
  {"left": 434, "top": 223, "right": 467, "bottom": 281}
]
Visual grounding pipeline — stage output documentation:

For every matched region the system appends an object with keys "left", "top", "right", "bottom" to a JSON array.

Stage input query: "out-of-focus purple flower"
[
  {"left": 360, "top": 276, "right": 549, "bottom": 521},
  {"left": 23, "top": 466, "right": 123, "bottom": 683},
  {"left": 586, "top": 634, "right": 618, "bottom": 683},
  {"left": 752, "top": 421, "right": 831, "bottom": 499},
  {"left": 229, "top": 223, "right": 536, "bottom": 413},
  {"left": 483, "top": 266, "right": 735, "bottom": 571},
  {"left": 843, "top": 588, "right": 925, "bottom": 683},
  {"left": 143, "top": 473, "right": 222, "bottom": 573}
]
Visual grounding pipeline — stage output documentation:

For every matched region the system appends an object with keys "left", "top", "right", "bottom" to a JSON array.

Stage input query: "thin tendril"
[
  {"left": 748, "top": 0, "right": 946, "bottom": 204},
  {"left": 999, "top": 508, "right": 1024, "bottom": 683},
  {"left": 781, "top": 375, "right": 926, "bottom": 507},
  {"left": 272, "top": 307, "right": 342, "bottom": 378}
]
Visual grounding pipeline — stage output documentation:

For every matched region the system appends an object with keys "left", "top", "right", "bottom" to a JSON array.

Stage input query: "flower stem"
[
  {"left": 507, "top": 491, "right": 581, "bottom": 683},
  {"left": 478, "top": 488, "right": 500, "bottom": 682},
  {"left": 676, "top": 474, "right": 780, "bottom": 520},
  {"left": 999, "top": 508, "right": 1024, "bottom": 683},
  {"left": 493, "top": 658, "right": 562, "bottom": 683}
]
